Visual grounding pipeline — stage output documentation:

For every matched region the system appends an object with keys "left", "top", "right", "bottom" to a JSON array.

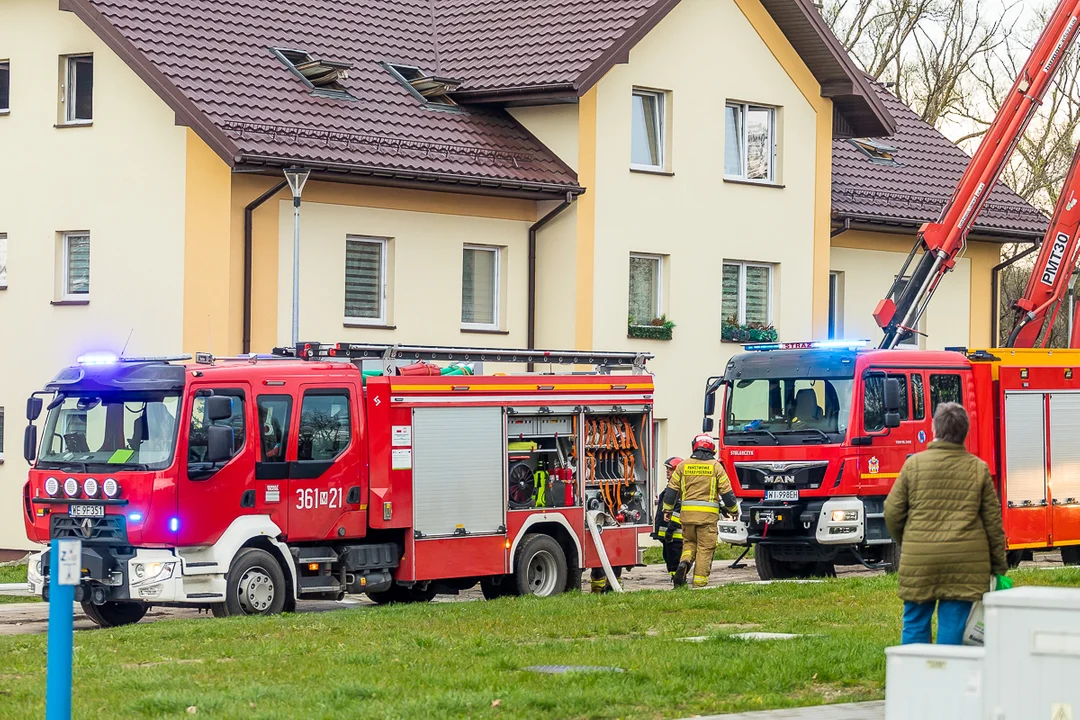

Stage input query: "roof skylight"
[
  {"left": 273, "top": 48, "right": 356, "bottom": 101},
  {"left": 386, "top": 63, "right": 462, "bottom": 109},
  {"left": 848, "top": 138, "right": 901, "bottom": 166}
]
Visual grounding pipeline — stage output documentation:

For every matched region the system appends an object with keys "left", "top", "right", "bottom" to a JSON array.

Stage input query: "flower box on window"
[
  {"left": 721, "top": 319, "right": 777, "bottom": 343},
  {"left": 628, "top": 316, "right": 675, "bottom": 341}
]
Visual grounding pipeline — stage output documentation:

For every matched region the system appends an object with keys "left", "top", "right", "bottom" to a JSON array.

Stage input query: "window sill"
[
  {"left": 723, "top": 178, "right": 785, "bottom": 189},
  {"left": 0, "top": 110, "right": 9, "bottom": 116},
  {"left": 461, "top": 327, "right": 510, "bottom": 335},
  {"left": 51, "top": 299, "right": 90, "bottom": 306},
  {"left": 343, "top": 321, "right": 396, "bottom": 330},
  {"left": 630, "top": 167, "right": 675, "bottom": 177},
  {"left": 54, "top": 121, "right": 93, "bottom": 129}
]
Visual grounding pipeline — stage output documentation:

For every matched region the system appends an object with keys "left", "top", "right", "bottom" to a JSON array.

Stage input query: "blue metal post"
[{"left": 46, "top": 538, "right": 76, "bottom": 720}]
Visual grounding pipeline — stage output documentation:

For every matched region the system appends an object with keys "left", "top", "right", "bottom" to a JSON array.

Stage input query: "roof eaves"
[
  {"left": 236, "top": 154, "right": 586, "bottom": 200},
  {"left": 63, "top": 0, "right": 238, "bottom": 166},
  {"left": 831, "top": 210, "right": 1046, "bottom": 242},
  {"left": 573, "top": 0, "right": 684, "bottom": 94}
]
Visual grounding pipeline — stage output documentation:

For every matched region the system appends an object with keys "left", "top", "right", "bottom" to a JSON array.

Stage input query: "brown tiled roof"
[
  {"left": 832, "top": 80, "right": 1048, "bottom": 240},
  {"left": 67, "top": 0, "right": 893, "bottom": 196}
]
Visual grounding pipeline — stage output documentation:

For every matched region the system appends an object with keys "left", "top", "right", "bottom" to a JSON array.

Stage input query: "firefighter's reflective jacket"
[
  {"left": 663, "top": 456, "right": 736, "bottom": 524},
  {"left": 658, "top": 503, "right": 682, "bottom": 541}
]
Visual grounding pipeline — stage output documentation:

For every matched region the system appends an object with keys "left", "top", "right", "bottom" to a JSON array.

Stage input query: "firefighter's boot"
[
  {"left": 590, "top": 568, "right": 607, "bottom": 594},
  {"left": 673, "top": 561, "right": 690, "bottom": 588}
]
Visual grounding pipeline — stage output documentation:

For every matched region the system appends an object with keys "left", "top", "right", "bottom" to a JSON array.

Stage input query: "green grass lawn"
[
  {"left": 1, "top": 568, "right": 1075, "bottom": 719},
  {"left": 0, "top": 563, "right": 37, "bottom": 604}
]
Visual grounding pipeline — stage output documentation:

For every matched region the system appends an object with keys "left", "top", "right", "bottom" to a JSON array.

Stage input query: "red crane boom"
[{"left": 875, "top": 0, "right": 1080, "bottom": 349}]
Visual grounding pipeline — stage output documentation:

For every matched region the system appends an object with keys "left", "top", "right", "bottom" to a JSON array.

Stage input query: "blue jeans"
[{"left": 902, "top": 600, "right": 974, "bottom": 645}]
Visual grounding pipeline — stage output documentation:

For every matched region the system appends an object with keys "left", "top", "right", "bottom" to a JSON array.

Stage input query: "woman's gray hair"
[{"left": 933, "top": 402, "right": 969, "bottom": 444}]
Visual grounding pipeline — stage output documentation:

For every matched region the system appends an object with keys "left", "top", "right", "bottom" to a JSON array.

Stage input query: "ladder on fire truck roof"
[{"left": 271, "top": 342, "right": 652, "bottom": 376}]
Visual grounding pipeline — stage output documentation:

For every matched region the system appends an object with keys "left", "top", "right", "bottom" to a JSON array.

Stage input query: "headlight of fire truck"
[
  {"left": 83, "top": 478, "right": 100, "bottom": 498},
  {"left": 102, "top": 478, "right": 121, "bottom": 499},
  {"left": 131, "top": 561, "right": 176, "bottom": 587},
  {"left": 63, "top": 478, "right": 80, "bottom": 498},
  {"left": 816, "top": 498, "right": 865, "bottom": 545},
  {"left": 44, "top": 477, "right": 60, "bottom": 497}
]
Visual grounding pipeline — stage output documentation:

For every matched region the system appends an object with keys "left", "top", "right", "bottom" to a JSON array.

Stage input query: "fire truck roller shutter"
[
  {"left": 1050, "top": 394, "right": 1080, "bottom": 508},
  {"left": 412, "top": 406, "right": 505, "bottom": 537},
  {"left": 1004, "top": 393, "right": 1048, "bottom": 508}
]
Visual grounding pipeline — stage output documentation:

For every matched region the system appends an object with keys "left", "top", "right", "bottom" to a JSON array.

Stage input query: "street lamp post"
[{"left": 284, "top": 167, "right": 311, "bottom": 347}]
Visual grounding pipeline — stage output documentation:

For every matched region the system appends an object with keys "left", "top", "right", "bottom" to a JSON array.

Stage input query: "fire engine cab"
[
  {"left": 22, "top": 343, "right": 656, "bottom": 627},
  {"left": 705, "top": 340, "right": 1080, "bottom": 580}
]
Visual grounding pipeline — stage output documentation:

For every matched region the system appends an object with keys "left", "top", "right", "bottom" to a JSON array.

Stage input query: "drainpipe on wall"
[
  {"left": 991, "top": 243, "right": 1039, "bottom": 347},
  {"left": 243, "top": 180, "right": 289, "bottom": 355},
  {"left": 527, "top": 191, "right": 576, "bottom": 371}
]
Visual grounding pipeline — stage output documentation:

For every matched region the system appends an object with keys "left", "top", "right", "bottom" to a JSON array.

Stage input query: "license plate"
[
  {"left": 70, "top": 504, "right": 104, "bottom": 518},
  {"left": 765, "top": 489, "right": 799, "bottom": 502}
]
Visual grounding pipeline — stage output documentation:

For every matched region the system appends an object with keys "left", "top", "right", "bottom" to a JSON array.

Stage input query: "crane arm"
[
  {"left": 1007, "top": 142, "right": 1080, "bottom": 347},
  {"left": 874, "top": 0, "right": 1080, "bottom": 349}
]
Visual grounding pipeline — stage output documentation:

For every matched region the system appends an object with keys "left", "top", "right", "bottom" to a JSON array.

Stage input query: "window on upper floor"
[
  {"left": 0, "top": 234, "right": 7, "bottom": 290},
  {"left": 0, "top": 62, "right": 9, "bottom": 113},
  {"left": 60, "top": 232, "right": 90, "bottom": 301},
  {"left": 62, "top": 55, "right": 93, "bottom": 124},
  {"left": 344, "top": 236, "right": 389, "bottom": 325},
  {"left": 722, "top": 261, "right": 773, "bottom": 328},
  {"left": 631, "top": 89, "right": 666, "bottom": 171},
  {"left": 462, "top": 245, "right": 500, "bottom": 330},
  {"left": 629, "top": 253, "right": 663, "bottom": 326},
  {"left": 725, "top": 102, "right": 776, "bottom": 182}
]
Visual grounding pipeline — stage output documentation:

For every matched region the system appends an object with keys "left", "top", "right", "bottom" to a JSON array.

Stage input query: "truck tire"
[
  {"left": 81, "top": 600, "right": 148, "bottom": 628},
  {"left": 1062, "top": 546, "right": 1080, "bottom": 566},
  {"left": 882, "top": 542, "right": 900, "bottom": 574},
  {"left": 213, "top": 548, "right": 287, "bottom": 618},
  {"left": 513, "top": 533, "right": 568, "bottom": 597},
  {"left": 1007, "top": 550, "right": 1025, "bottom": 569}
]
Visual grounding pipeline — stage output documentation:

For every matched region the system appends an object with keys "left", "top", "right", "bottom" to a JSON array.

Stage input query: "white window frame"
[
  {"left": 828, "top": 271, "right": 840, "bottom": 339},
  {"left": 0, "top": 406, "right": 5, "bottom": 463},
  {"left": 64, "top": 54, "right": 93, "bottom": 124},
  {"left": 631, "top": 88, "right": 666, "bottom": 171},
  {"left": 61, "top": 231, "right": 90, "bottom": 301},
  {"left": 725, "top": 102, "right": 777, "bottom": 183},
  {"left": 0, "top": 61, "right": 9, "bottom": 114},
  {"left": 628, "top": 252, "right": 663, "bottom": 325},
  {"left": 0, "top": 233, "right": 7, "bottom": 290},
  {"left": 723, "top": 261, "right": 773, "bottom": 325},
  {"left": 461, "top": 245, "right": 501, "bottom": 330},
  {"left": 343, "top": 236, "right": 388, "bottom": 326}
]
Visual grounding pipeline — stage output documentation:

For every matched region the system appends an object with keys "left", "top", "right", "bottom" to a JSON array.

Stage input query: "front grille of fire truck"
[
  {"left": 734, "top": 463, "right": 829, "bottom": 491},
  {"left": 50, "top": 515, "right": 129, "bottom": 544}
]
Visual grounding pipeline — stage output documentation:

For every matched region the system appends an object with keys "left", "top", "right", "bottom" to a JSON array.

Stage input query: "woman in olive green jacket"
[{"left": 884, "top": 402, "right": 1008, "bottom": 645}]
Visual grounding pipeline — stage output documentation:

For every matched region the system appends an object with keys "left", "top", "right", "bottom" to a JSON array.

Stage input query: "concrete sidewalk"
[{"left": 684, "top": 701, "right": 884, "bottom": 719}]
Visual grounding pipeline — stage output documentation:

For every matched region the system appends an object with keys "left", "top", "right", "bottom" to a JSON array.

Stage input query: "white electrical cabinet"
[
  {"left": 885, "top": 644, "right": 984, "bottom": 720},
  {"left": 983, "top": 587, "right": 1080, "bottom": 719}
]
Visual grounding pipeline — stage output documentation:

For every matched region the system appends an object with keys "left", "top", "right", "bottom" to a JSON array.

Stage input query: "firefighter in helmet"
[
  {"left": 652, "top": 456, "right": 684, "bottom": 583},
  {"left": 663, "top": 434, "right": 738, "bottom": 588}
]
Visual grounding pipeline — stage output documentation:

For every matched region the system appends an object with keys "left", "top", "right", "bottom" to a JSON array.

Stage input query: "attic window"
[
  {"left": 273, "top": 48, "right": 355, "bottom": 101},
  {"left": 849, "top": 138, "right": 901, "bottom": 166},
  {"left": 386, "top": 64, "right": 462, "bottom": 109}
]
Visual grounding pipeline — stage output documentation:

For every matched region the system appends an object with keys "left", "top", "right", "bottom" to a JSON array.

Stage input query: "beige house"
[{"left": 0, "top": 0, "right": 895, "bottom": 553}]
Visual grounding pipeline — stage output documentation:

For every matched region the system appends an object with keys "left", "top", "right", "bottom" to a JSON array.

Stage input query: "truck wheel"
[
  {"left": 214, "top": 548, "right": 286, "bottom": 618},
  {"left": 1007, "top": 550, "right": 1025, "bottom": 569},
  {"left": 882, "top": 543, "right": 900, "bottom": 574},
  {"left": 81, "top": 600, "right": 148, "bottom": 628},
  {"left": 480, "top": 576, "right": 513, "bottom": 600},
  {"left": 513, "top": 533, "right": 567, "bottom": 597},
  {"left": 1061, "top": 547, "right": 1080, "bottom": 566},
  {"left": 754, "top": 545, "right": 794, "bottom": 581}
]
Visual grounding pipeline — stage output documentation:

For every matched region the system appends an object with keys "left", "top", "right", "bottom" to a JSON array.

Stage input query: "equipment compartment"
[
  {"left": 582, "top": 411, "right": 651, "bottom": 526},
  {"left": 506, "top": 410, "right": 580, "bottom": 510}
]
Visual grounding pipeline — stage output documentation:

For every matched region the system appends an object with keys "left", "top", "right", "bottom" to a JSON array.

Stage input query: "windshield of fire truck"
[
  {"left": 38, "top": 393, "right": 181, "bottom": 471},
  {"left": 725, "top": 377, "right": 854, "bottom": 443}
]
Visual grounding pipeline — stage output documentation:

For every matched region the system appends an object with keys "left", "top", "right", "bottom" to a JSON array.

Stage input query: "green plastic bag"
[{"left": 994, "top": 573, "right": 1013, "bottom": 591}]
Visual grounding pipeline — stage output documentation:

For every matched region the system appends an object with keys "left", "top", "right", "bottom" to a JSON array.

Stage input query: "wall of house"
[
  {"left": 572, "top": 0, "right": 831, "bottom": 451},
  {"left": 0, "top": 0, "right": 188, "bottom": 551},
  {"left": 263, "top": 184, "right": 538, "bottom": 349},
  {"left": 830, "top": 229, "right": 1000, "bottom": 349},
  {"left": 508, "top": 105, "right": 579, "bottom": 173}
]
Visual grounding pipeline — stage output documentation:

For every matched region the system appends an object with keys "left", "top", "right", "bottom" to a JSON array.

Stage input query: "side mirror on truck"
[
  {"left": 205, "top": 425, "right": 234, "bottom": 464},
  {"left": 884, "top": 377, "right": 902, "bottom": 429},
  {"left": 23, "top": 425, "right": 38, "bottom": 464},
  {"left": 206, "top": 395, "right": 233, "bottom": 422},
  {"left": 26, "top": 397, "right": 42, "bottom": 421}
]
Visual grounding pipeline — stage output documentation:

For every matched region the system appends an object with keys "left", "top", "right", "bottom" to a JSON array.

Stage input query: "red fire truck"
[
  {"left": 707, "top": 0, "right": 1080, "bottom": 580},
  {"left": 705, "top": 341, "right": 1080, "bottom": 579},
  {"left": 21, "top": 343, "right": 656, "bottom": 627}
]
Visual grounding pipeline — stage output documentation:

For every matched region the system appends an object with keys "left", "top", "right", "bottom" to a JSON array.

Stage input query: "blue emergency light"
[
  {"left": 76, "top": 351, "right": 119, "bottom": 365},
  {"left": 743, "top": 339, "right": 870, "bottom": 352}
]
